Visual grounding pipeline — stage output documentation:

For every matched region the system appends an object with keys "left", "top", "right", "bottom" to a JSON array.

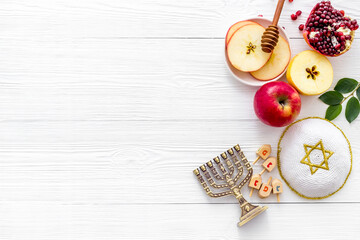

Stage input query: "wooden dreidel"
[
  {"left": 259, "top": 157, "right": 277, "bottom": 175},
  {"left": 248, "top": 174, "right": 262, "bottom": 197},
  {"left": 272, "top": 178, "right": 283, "bottom": 202},
  {"left": 258, "top": 177, "right": 273, "bottom": 198},
  {"left": 253, "top": 144, "right": 271, "bottom": 165}
]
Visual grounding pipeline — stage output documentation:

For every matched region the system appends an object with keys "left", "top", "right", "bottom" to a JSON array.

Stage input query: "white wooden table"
[{"left": 0, "top": 0, "right": 359, "bottom": 239}]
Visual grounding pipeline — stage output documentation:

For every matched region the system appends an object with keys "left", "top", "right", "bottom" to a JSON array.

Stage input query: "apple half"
[
  {"left": 286, "top": 50, "right": 333, "bottom": 96},
  {"left": 250, "top": 35, "right": 291, "bottom": 81},
  {"left": 225, "top": 21, "right": 260, "bottom": 46},
  {"left": 227, "top": 24, "right": 272, "bottom": 72}
]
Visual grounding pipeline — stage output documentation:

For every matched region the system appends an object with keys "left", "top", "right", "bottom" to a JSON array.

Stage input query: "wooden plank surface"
[
  {"left": 0, "top": 39, "right": 359, "bottom": 121},
  {"left": 0, "top": 0, "right": 359, "bottom": 39},
  {"left": 0, "top": 119, "right": 358, "bottom": 204},
  {"left": 0, "top": 0, "right": 359, "bottom": 239},
  {"left": 0, "top": 203, "right": 359, "bottom": 239}
]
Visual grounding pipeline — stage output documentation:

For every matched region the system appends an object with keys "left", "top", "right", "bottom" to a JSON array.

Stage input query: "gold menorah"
[{"left": 193, "top": 144, "right": 268, "bottom": 227}]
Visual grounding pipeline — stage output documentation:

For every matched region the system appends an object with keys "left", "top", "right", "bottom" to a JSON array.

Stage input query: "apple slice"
[
  {"left": 225, "top": 21, "right": 259, "bottom": 46},
  {"left": 286, "top": 50, "right": 333, "bottom": 96},
  {"left": 227, "top": 24, "right": 272, "bottom": 72},
  {"left": 250, "top": 35, "right": 291, "bottom": 81}
]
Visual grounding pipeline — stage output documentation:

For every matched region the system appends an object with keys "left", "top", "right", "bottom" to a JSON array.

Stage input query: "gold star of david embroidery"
[{"left": 300, "top": 140, "right": 334, "bottom": 175}]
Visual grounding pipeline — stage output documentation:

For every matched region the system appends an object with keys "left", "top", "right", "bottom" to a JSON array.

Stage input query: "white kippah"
[{"left": 277, "top": 117, "right": 352, "bottom": 199}]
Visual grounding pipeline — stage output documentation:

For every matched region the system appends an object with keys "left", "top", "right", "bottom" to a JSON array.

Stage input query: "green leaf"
[
  {"left": 356, "top": 87, "right": 360, "bottom": 100},
  {"left": 325, "top": 105, "right": 342, "bottom": 121},
  {"left": 334, "top": 78, "right": 359, "bottom": 93},
  {"left": 319, "top": 91, "right": 344, "bottom": 105},
  {"left": 345, "top": 97, "right": 360, "bottom": 123}
]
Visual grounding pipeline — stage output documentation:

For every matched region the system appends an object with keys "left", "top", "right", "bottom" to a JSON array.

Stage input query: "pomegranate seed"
[
  {"left": 335, "top": 44, "right": 341, "bottom": 49},
  {"left": 291, "top": 14, "right": 297, "bottom": 20},
  {"left": 289, "top": 0, "right": 293, "bottom": 2},
  {"left": 340, "top": 10, "right": 345, "bottom": 16},
  {"left": 298, "top": 24, "right": 304, "bottom": 30},
  {"left": 340, "top": 36, "right": 346, "bottom": 41},
  {"left": 355, "top": 24, "right": 359, "bottom": 30},
  {"left": 296, "top": 10, "right": 302, "bottom": 16}
]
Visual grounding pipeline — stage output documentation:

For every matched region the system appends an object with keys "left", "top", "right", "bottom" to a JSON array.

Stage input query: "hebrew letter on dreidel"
[
  {"left": 258, "top": 177, "right": 273, "bottom": 198},
  {"left": 272, "top": 178, "right": 283, "bottom": 202},
  {"left": 259, "top": 157, "right": 277, "bottom": 175},
  {"left": 253, "top": 144, "right": 271, "bottom": 165},
  {"left": 248, "top": 174, "right": 262, "bottom": 197}
]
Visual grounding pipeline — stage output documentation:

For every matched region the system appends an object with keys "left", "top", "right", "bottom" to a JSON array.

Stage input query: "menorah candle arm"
[
  {"left": 234, "top": 147, "right": 252, "bottom": 171},
  {"left": 233, "top": 167, "right": 244, "bottom": 183},
  {"left": 194, "top": 169, "right": 232, "bottom": 198},
  {"left": 208, "top": 190, "right": 232, "bottom": 198},
  {"left": 206, "top": 161, "right": 224, "bottom": 180},
  {"left": 213, "top": 156, "right": 229, "bottom": 178},
  {"left": 237, "top": 169, "right": 253, "bottom": 189},
  {"left": 200, "top": 165, "right": 228, "bottom": 189},
  {"left": 226, "top": 161, "right": 235, "bottom": 176},
  {"left": 221, "top": 152, "right": 235, "bottom": 177},
  {"left": 227, "top": 151, "right": 244, "bottom": 181}
]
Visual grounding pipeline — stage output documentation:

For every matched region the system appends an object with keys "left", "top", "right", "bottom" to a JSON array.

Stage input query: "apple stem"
[{"left": 340, "top": 84, "right": 360, "bottom": 104}]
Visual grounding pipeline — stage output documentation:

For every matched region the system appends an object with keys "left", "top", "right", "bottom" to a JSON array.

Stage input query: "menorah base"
[{"left": 238, "top": 205, "right": 268, "bottom": 227}]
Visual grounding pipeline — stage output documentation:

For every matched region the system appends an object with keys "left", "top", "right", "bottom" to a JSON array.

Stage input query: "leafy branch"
[{"left": 319, "top": 78, "right": 360, "bottom": 123}]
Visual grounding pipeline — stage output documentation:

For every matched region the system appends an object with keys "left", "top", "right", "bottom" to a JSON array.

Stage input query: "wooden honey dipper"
[{"left": 261, "top": 0, "right": 286, "bottom": 53}]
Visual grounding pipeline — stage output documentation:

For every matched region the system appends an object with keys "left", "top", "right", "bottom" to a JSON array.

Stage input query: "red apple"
[{"left": 254, "top": 81, "right": 301, "bottom": 127}]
